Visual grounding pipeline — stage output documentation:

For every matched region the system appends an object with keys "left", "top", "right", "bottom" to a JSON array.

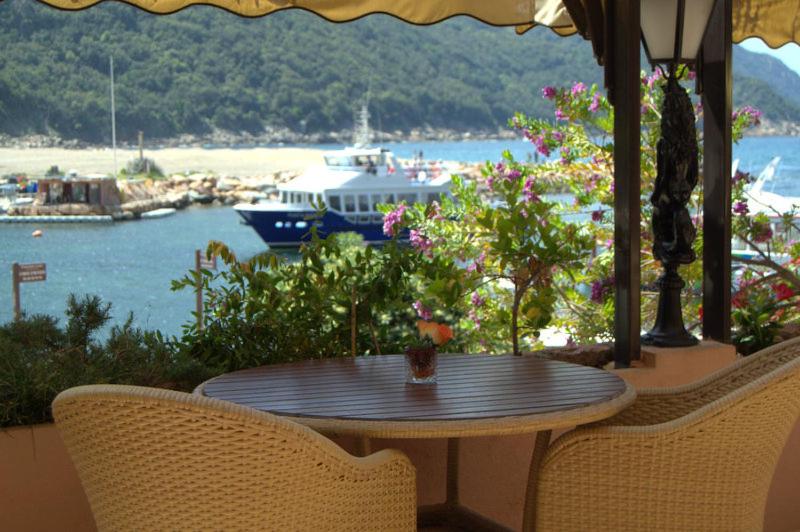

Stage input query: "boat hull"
[{"left": 235, "top": 206, "right": 390, "bottom": 247}]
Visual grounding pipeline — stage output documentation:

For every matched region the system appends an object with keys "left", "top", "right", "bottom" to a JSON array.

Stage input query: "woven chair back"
[
  {"left": 534, "top": 341, "right": 800, "bottom": 532},
  {"left": 53, "top": 385, "right": 416, "bottom": 532}
]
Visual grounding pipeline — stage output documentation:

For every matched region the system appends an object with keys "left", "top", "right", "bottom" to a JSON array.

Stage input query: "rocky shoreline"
[{"left": 0, "top": 127, "right": 521, "bottom": 151}]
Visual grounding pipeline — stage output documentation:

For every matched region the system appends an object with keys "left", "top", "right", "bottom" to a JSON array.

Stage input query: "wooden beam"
[
  {"left": 611, "top": 0, "right": 641, "bottom": 367},
  {"left": 701, "top": 0, "right": 732, "bottom": 342}
]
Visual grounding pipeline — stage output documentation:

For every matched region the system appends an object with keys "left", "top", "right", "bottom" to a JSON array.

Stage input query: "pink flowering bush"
[
  {"left": 386, "top": 156, "right": 593, "bottom": 355},
  {"left": 509, "top": 74, "right": 767, "bottom": 346}
]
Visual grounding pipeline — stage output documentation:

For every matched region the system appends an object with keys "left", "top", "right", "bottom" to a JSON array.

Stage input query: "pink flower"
[
  {"left": 467, "top": 251, "right": 486, "bottom": 273},
  {"left": 413, "top": 300, "right": 433, "bottom": 321},
  {"left": 733, "top": 201, "right": 749, "bottom": 215},
  {"left": 506, "top": 169, "right": 522, "bottom": 182},
  {"left": 382, "top": 204, "right": 407, "bottom": 237},
  {"left": 532, "top": 135, "right": 551, "bottom": 157},
  {"left": 410, "top": 229, "right": 434, "bottom": 257},
  {"left": 754, "top": 227, "right": 773, "bottom": 243},
  {"left": 523, "top": 177, "right": 540, "bottom": 203},
  {"left": 541, "top": 86, "right": 556, "bottom": 99},
  {"left": 471, "top": 291, "right": 485, "bottom": 307},
  {"left": 427, "top": 201, "right": 445, "bottom": 221},
  {"left": 468, "top": 308, "right": 481, "bottom": 329},
  {"left": 552, "top": 131, "right": 565, "bottom": 144},
  {"left": 571, "top": 82, "right": 587, "bottom": 96},
  {"left": 555, "top": 108, "right": 567, "bottom": 121},
  {"left": 559, "top": 146, "right": 571, "bottom": 165},
  {"left": 591, "top": 209, "right": 603, "bottom": 222},
  {"left": 589, "top": 92, "right": 601, "bottom": 113}
]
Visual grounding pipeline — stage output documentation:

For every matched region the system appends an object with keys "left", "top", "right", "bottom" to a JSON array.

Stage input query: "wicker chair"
[
  {"left": 527, "top": 336, "right": 800, "bottom": 532},
  {"left": 52, "top": 385, "right": 416, "bottom": 532}
]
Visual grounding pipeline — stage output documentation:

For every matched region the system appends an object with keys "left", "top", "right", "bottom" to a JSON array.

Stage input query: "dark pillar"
[
  {"left": 701, "top": 0, "right": 732, "bottom": 342},
  {"left": 612, "top": 0, "right": 641, "bottom": 367}
]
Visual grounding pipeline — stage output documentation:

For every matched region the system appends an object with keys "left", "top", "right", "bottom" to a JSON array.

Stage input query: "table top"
[{"left": 200, "top": 354, "right": 636, "bottom": 438}]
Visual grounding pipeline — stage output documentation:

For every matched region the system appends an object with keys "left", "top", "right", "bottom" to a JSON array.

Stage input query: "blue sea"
[{"left": 1, "top": 136, "right": 799, "bottom": 336}]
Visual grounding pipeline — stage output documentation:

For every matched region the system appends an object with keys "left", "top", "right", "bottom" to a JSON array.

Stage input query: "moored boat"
[
  {"left": 234, "top": 146, "right": 451, "bottom": 247},
  {"left": 235, "top": 104, "right": 451, "bottom": 247}
]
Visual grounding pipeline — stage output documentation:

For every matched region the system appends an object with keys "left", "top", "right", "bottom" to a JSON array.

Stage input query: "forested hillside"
[{"left": 0, "top": 0, "right": 798, "bottom": 143}]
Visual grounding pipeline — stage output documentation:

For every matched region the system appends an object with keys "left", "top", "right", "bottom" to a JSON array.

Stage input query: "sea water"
[{"left": 1, "top": 136, "right": 798, "bottom": 336}]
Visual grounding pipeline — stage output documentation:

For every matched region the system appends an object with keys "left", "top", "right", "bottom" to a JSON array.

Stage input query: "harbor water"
[{"left": 1, "top": 136, "right": 799, "bottom": 336}]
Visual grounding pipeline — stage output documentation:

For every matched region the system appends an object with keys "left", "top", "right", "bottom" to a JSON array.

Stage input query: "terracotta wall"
[{"left": 0, "top": 424, "right": 94, "bottom": 532}]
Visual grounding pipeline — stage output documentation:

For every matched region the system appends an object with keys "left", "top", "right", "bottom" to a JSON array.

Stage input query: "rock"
[{"left": 187, "top": 190, "right": 213, "bottom": 204}]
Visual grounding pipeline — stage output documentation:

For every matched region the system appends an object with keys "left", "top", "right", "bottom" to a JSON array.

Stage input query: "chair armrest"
[{"left": 334, "top": 448, "right": 417, "bottom": 531}]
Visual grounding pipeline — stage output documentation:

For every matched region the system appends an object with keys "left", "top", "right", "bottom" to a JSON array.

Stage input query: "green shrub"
[
  {"left": 0, "top": 294, "right": 212, "bottom": 428},
  {"left": 123, "top": 157, "right": 164, "bottom": 178},
  {"left": 173, "top": 231, "right": 468, "bottom": 372}
]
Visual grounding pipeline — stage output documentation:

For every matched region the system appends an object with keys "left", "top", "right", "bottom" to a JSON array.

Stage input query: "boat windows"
[
  {"left": 371, "top": 194, "right": 382, "bottom": 210},
  {"left": 426, "top": 193, "right": 439, "bottom": 204},
  {"left": 358, "top": 215, "right": 370, "bottom": 224},
  {"left": 398, "top": 193, "right": 417, "bottom": 204},
  {"left": 295, "top": 221, "right": 308, "bottom": 229},
  {"left": 325, "top": 156, "right": 351, "bottom": 167},
  {"left": 383, "top": 193, "right": 395, "bottom": 204},
  {"left": 370, "top": 215, "right": 383, "bottom": 224},
  {"left": 358, "top": 194, "right": 370, "bottom": 212},
  {"left": 275, "top": 221, "right": 284, "bottom": 228},
  {"left": 328, "top": 195, "right": 342, "bottom": 211},
  {"left": 344, "top": 195, "right": 356, "bottom": 213}
]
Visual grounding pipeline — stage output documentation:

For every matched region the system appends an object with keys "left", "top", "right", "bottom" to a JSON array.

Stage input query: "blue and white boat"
[{"left": 235, "top": 107, "right": 451, "bottom": 247}]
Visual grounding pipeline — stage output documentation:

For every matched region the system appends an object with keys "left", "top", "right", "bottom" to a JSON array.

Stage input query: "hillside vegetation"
[{"left": 0, "top": 0, "right": 798, "bottom": 143}]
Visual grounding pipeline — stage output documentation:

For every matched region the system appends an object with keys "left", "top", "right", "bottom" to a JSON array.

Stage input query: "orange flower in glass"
[
  {"left": 406, "top": 321, "right": 452, "bottom": 384},
  {"left": 416, "top": 320, "right": 454, "bottom": 346}
]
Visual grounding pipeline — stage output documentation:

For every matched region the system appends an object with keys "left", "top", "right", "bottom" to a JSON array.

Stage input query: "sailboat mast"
[{"left": 110, "top": 56, "right": 117, "bottom": 178}]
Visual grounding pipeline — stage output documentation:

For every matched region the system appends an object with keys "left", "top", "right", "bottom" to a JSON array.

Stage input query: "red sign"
[{"left": 17, "top": 263, "right": 46, "bottom": 283}]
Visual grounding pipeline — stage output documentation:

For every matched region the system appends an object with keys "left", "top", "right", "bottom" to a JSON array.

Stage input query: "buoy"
[{"left": 32, "top": 229, "right": 43, "bottom": 238}]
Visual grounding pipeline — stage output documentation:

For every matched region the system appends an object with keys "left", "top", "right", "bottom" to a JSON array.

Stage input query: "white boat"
[
  {"left": 141, "top": 207, "right": 177, "bottom": 219},
  {"left": 733, "top": 156, "right": 797, "bottom": 263},
  {"left": 744, "top": 157, "right": 796, "bottom": 214},
  {"left": 234, "top": 105, "right": 451, "bottom": 247}
]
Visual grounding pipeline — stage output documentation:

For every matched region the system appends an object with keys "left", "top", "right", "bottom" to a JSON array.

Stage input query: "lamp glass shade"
[{"left": 641, "top": 0, "right": 716, "bottom": 64}]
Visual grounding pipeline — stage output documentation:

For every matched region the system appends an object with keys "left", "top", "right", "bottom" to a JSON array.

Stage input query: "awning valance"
[
  {"left": 35, "top": 0, "right": 574, "bottom": 28},
  {"left": 35, "top": 0, "right": 800, "bottom": 47}
]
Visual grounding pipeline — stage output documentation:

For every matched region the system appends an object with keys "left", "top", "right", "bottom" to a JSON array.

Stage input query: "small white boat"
[{"left": 141, "top": 207, "right": 177, "bottom": 219}]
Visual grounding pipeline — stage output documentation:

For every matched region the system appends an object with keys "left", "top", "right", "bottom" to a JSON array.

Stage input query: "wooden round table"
[{"left": 201, "top": 354, "right": 635, "bottom": 531}]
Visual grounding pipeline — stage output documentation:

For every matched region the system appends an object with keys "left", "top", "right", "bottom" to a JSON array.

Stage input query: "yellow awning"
[
  {"left": 35, "top": 0, "right": 800, "bottom": 47},
  {"left": 36, "top": 0, "right": 574, "bottom": 28}
]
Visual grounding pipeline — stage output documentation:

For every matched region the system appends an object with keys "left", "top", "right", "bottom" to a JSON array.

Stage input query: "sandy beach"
[{"left": 0, "top": 146, "right": 326, "bottom": 178}]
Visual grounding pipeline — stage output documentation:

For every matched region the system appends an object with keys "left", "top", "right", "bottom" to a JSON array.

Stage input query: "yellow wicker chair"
[
  {"left": 52, "top": 385, "right": 416, "bottom": 532},
  {"left": 527, "top": 336, "right": 800, "bottom": 532}
]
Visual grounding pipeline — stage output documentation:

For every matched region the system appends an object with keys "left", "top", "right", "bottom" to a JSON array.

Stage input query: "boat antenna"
[
  {"left": 352, "top": 93, "right": 372, "bottom": 148},
  {"left": 110, "top": 56, "right": 118, "bottom": 179}
]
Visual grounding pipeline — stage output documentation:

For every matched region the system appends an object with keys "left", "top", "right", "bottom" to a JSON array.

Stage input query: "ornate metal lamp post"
[{"left": 640, "top": 0, "right": 716, "bottom": 347}]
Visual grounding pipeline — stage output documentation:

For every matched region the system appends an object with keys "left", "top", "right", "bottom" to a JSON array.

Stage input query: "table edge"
[{"left": 274, "top": 382, "right": 636, "bottom": 439}]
